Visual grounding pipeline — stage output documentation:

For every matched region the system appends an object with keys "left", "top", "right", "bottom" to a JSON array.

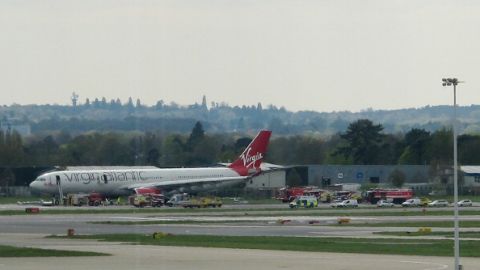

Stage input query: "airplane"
[{"left": 29, "top": 130, "right": 272, "bottom": 196}]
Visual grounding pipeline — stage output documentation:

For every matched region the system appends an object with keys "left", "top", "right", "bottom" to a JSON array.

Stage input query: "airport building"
[
  {"left": 245, "top": 163, "right": 287, "bottom": 189},
  {"left": 461, "top": 166, "right": 480, "bottom": 194},
  {"left": 307, "top": 165, "right": 429, "bottom": 186},
  {"left": 251, "top": 164, "right": 480, "bottom": 196},
  {"left": 250, "top": 165, "right": 432, "bottom": 194}
]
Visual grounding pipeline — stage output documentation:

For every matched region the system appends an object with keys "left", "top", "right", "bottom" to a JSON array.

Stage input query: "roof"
[{"left": 461, "top": 166, "right": 480, "bottom": 174}]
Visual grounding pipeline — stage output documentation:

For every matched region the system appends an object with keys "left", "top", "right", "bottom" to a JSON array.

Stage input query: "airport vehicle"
[
  {"left": 180, "top": 197, "right": 222, "bottom": 208},
  {"left": 66, "top": 193, "right": 89, "bottom": 206},
  {"left": 365, "top": 188, "right": 413, "bottom": 204},
  {"left": 289, "top": 196, "right": 318, "bottom": 208},
  {"left": 88, "top": 192, "right": 105, "bottom": 206},
  {"left": 401, "top": 198, "right": 421, "bottom": 207},
  {"left": 420, "top": 197, "right": 432, "bottom": 206},
  {"left": 276, "top": 186, "right": 322, "bottom": 203},
  {"left": 131, "top": 194, "right": 165, "bottom": 208},
  {"left": 428, "top": 200, "right": 449, "bottom": 207},
  {"left": 319, "top": 191, "right": 334, "bottom": 203},
  {"left": 331, "top": 199, "right": 358, "bottom": 208},
  {"left": 166, "top": 193, "right": 222, "bottom": 208},
  {"left": 457, "top": 199, "right": 473, "bottom": 207},
  {"left": 165, "top": 193, "right": 189, "bottom": 207},
  {"left": 30, "top": 130, "right": 272, "bottom": 196},
  {"left": 376, "top": 199, "right": 395, "bottom": 207}
]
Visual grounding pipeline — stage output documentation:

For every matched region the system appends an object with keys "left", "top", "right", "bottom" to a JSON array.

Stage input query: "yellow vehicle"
[
  {"left": 132, "top": 195, "right": 149, "bottom": 208},
  {"left": 166, "top": 193, "right": 222, "bottom": 208},
  {"left": 180, "top": 197, "right": 222, "bottom": 208},
  {"left": 320, "top": 191, "right": 333, "bottom": 203},
  {"left": 420, "top": 197, "right": 432, "bottom": 207},
  {"left": 131, "top": 194, "right": 165, "bottom": 208}
]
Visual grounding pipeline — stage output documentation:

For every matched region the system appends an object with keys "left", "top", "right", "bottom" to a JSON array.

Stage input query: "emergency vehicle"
[{"left": 365, "top": 188, "right": 413, "bottom": 204}]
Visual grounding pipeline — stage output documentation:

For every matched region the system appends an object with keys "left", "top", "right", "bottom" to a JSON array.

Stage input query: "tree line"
[{"left": 1, "top": 120, "right": 480, "bottom": 171}]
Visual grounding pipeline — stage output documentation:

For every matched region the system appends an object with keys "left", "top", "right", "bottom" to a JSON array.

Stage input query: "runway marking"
[{"left": 399, "top": 260, "right": 448, "bottom": 270}]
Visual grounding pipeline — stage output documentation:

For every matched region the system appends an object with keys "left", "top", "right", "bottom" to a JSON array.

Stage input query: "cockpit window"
[{"left": 38, "top": 178, "right": 46, "bottom": 182}]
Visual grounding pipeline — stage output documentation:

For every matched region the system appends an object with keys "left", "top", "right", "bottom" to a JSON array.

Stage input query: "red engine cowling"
[{"left": 135, "top": 187, "right": 161, "bottom": 195}]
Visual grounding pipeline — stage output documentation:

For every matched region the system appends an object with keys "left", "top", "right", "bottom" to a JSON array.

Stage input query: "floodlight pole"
[
  {"left": 442, "top": 77, "right": 461, "bottom": 270},
  {"left": 453, "top": 82, "right": 460, "bottom": 270}
]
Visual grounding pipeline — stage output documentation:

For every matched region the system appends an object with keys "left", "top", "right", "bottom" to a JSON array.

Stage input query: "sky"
[{"left": 0, "top": 0, "right": 479, "bottom": 112}]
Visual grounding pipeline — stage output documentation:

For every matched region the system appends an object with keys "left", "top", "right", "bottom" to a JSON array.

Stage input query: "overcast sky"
[{"left": 0, "top": 0, "right": 478, "bottom": 112}]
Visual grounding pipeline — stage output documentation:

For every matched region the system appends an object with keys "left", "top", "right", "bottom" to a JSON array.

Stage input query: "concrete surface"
[{"left": 2, "top": 233, "right": 479, "bottom": 270}]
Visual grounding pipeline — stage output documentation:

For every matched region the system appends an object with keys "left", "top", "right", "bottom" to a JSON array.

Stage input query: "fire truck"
[
  {"left": 365, "top": 188, "right": 413, "bottom": 204},
  {"left": 276, "top": 186, "right": 323, "bottom": 203}
]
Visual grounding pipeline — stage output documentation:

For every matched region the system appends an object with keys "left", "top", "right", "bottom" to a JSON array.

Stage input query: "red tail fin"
[{"left": 228, "top": 130, "right": 272, "bottom": 176}]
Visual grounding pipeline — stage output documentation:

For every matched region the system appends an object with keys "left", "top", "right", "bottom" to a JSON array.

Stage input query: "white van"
[
  {"left": 331, "top": 199, "right": 358, "bottom": 208},
  {"left": 401, "top": 198, "right": 421, "bottom": 207}
]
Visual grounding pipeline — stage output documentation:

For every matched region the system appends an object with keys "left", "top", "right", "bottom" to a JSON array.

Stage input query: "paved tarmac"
[
  {"left": 2, "top": 233, "right": 480, "bottom": 270},
  {"left": 2, "top": 204, "right": 480, "bottom": 269},
  {"left": 4, "top": 211, "right": 480, "bottom": 238}
]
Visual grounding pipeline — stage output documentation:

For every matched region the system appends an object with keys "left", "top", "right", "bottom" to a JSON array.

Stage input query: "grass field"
[
  {"left": 50, "top": 233, "right": 480, "bottom": 257},
  {"left": 0, "top": 245, "right": 109, "bottom": 257}
]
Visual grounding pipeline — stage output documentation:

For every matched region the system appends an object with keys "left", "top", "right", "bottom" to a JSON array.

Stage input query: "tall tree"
[
  {"left": 334, "top": 119, "right": 384, "bottom": 164},
  {"left": 427, "top": 128, "right": 452, "bottom": 165},
  {"left": 161, "top": 135, "right": 186, "bottom": 167},
  {"left": 399, "top": 128, "right": 431, "bottom": 164},
  {"left": 186, "top": 121, "right": 205, "bottom": 151},
  {"left": 458, "top": 134, "right": 480, "bottom": 164}
]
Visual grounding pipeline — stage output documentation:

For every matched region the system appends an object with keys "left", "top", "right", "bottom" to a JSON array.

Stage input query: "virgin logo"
[{"left": 240, "top": 147, "right": 263, "bottom": 168}]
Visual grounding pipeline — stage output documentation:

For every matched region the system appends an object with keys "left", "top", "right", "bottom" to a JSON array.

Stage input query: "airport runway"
[
  {"left": 2, "top": 233, "right": 480, "bottom": 270},
  {"left": 2, "top": 209, "right": 480, "bottom": 237},
  {"left": 2, "top": 204, "right": 480, "bottom": 270}
]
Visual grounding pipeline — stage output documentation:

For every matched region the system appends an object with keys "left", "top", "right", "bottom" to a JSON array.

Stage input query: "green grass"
[
  {"left": 374, "top": 231, "right": 480, "bottom": 238},
  {"left": 0, "top": 245, "right": 109, "bottom": 257},
  {"left": 50, "top": 233, "right": 480, "bottom": 257}
]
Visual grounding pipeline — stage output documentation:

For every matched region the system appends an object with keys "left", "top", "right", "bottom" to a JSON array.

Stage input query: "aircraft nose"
[{"left": 29, "top": 180, "right": 41, "bottom": 194}]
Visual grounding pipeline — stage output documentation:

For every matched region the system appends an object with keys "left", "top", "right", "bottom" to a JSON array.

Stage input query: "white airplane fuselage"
[
  {"left": 29, "top": 130, "right": 272, "bottom": 196},
  {"left": 30, "top": 167, "right": 241, "bottom": 196}
]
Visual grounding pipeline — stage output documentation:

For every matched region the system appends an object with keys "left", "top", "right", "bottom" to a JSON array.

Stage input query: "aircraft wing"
[{"left": 122, "top": 176, "right": 250, "bottom": 191}]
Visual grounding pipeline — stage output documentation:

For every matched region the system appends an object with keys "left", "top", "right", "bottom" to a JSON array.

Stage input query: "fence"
[{"left": 0, "top": 186, "right": 31, "bottom": 197}]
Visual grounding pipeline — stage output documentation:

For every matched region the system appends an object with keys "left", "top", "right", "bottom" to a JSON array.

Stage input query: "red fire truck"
[
  {"left": 276, "top": 186, "right": 323, "bottom": 203},
  {"left": 365, "top": 188, "right": 413, "bottom": 204}
]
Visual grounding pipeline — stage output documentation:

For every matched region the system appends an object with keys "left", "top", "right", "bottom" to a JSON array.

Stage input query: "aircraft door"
[
  {"left": 102, "top": 174, "right": 108, "bottom": 184},
  {"left": 55, "top": 174, "right": 64, "bottom": 204}
]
